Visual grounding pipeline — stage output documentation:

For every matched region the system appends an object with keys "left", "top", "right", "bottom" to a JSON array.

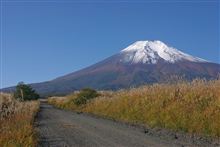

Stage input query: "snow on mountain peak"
[{"left": 120, "top": 40, "right": 207, "bottom": 64}]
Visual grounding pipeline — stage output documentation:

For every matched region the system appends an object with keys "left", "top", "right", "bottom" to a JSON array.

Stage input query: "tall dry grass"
[
  {"left": 48, "top": 79, "right": 220, "bottom": 137},
  {"left": 0, "top": 93, "right": 39, "bottom": 147}
]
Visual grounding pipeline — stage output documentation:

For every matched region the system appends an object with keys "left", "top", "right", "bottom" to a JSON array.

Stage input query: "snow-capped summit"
[
  {"left": 2, "top": 40, "right": 219, "bottom": 96},
  {"left": 120, "top": 40, "right": 207, "bottom": 64}
]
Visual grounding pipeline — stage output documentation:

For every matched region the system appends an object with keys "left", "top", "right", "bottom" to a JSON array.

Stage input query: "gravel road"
[{"left": 36, "top": 102, "right": 218, "bottom": 147}]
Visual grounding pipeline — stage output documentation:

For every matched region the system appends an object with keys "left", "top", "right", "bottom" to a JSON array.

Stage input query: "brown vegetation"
[
  {"left": 0, "top": 93, "right": 39, "bottom": 146},
  {"left": 49, "top": 79, "right": 220, "bottom": 137}
]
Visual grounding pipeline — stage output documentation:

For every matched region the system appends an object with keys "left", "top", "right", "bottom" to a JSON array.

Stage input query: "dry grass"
[
  {"left": 48, "top": 79, "right": 220, "bottom": 137},
  {"left": 0, "top": 93, "right": 39, "bottom": 147}
]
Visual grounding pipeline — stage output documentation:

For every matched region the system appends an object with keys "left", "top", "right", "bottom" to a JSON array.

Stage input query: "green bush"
[
  {"left": 73, "top": 88, "right": 99, "bottom": 106},
  {"left": 14, "top": 82, "right": 40, "bottom": 101}
]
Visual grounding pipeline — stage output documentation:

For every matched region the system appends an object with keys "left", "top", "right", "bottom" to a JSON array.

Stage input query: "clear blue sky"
[{"left": 0, "top": 0, "right": 219, "bottom": 88}]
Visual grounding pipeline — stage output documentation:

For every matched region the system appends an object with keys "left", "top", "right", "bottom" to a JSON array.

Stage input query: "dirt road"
[{"left": 36, "top": 102, "right": 217, "bottom": 147}]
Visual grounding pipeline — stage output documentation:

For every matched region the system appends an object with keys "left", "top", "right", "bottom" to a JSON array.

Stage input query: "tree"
[
  {"left": 73, "top": 88, "right": 99, "bottom": 106},
  {"left": 14, "top": 82, "right": 40, "bottom": 101}
]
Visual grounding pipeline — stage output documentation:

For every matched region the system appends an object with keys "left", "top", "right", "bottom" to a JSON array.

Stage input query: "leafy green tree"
[
  {"left": 73, "top": 88, "right": 99, "bottom": 105},
  {"left": 14, "top": 82, "right": 40, "bottom": 101}
]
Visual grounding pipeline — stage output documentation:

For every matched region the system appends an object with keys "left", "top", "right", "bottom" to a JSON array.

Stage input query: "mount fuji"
[
  {"left": 2, "top": 40, "right": 220, "bottom": 96},
  {"left": 120, "top": 40, "right": 207, "bottom": 64}
]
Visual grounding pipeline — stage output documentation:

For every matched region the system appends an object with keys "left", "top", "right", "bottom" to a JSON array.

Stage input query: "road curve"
[{"left": 36, "top": 102, "right": 211, "bottom": 147}]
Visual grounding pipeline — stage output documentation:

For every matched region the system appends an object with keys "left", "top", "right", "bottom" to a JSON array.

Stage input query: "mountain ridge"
[{"left": 1, "top": 40, "right": 220, "bottom": 96}]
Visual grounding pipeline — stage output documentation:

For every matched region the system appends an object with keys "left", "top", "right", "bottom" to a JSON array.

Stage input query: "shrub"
[
  {"left": 14, "top": 82, "right": 40, "bottom": 101},
  {"left": 73, "top": 88, "right": 99, "bottom": 106}
]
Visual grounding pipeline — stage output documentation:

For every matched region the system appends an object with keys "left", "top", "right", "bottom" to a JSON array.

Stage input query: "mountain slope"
[{"left": 2, "top": 40, "right": 220, "bottom": 96}]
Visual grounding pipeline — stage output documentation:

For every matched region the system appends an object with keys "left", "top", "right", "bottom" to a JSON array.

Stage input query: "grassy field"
[
  {"left": 49, "top": 79, "right": 220, "bottom": 137},
  {"left": 0, "top": 93, "right": 39, "bottom": 147}
]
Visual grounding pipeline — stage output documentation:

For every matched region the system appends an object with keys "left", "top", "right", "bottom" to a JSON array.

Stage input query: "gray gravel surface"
[{"left": 36, "top": 102, "right": 219, "bottom": 147}]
